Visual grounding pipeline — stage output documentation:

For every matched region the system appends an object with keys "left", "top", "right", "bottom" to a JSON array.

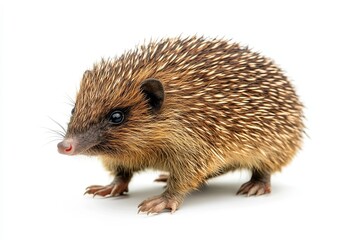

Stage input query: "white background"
[{"left": 1, "top": 0, "right": 359, "bottom": 239}]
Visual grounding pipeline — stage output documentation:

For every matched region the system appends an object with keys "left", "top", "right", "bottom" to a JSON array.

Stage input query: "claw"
[
  {"left": 256, "top": 188, "right": 265, "bottom": 196},
  {"left": 153, "top": 174, "right": 169, "bottom": 183},
  {"left": 86, "top": 185, "right": 103, "bottom": 190}
]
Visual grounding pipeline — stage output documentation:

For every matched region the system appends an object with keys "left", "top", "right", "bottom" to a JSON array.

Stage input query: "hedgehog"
[{"left": 57, "top": 36, "right": 304, "bottom": 214}]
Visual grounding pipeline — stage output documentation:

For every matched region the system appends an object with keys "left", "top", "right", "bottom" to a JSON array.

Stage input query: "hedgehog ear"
[{"left": 140, "top": 78, "right": 165, "bottom": 113}]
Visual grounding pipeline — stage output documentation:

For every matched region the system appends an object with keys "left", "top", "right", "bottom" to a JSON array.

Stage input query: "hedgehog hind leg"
[{"left": 237, "top": 169, "right": 271, "bottom": 196}]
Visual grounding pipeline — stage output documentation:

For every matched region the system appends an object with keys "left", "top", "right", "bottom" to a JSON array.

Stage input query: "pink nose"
[{"left": 57, "top": 139, "right": 76, "bottom": 155}]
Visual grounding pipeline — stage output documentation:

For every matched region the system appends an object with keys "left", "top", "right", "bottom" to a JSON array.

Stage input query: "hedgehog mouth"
[{"left": 75, "top": 144, "right": 99, "bottom": 155}]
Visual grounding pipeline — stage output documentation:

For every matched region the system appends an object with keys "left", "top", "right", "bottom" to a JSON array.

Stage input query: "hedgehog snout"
[{"left": 57, "top": 138, "right": 78, "bottom": 155}]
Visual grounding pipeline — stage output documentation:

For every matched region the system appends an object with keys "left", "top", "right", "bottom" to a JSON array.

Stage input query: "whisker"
[
  {"left": 66, "top": 94, "right": 75, "bottom": 105},
  {"left": 45, "top": 128, "right": 65, "bottom": 137},
  {"left": 42, "top": 138, "right": 64, "bottom": 147},
  {"left": 48, "top": 117, "right": 67, "bottom": 134},
  {"left": 47, "top": 138, "right": 63, "bottom": 143},
  {"left": 42, "top": 126, "right": 65, "bottom": 137}
]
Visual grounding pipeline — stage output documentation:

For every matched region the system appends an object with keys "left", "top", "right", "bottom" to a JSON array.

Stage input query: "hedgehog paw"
[
  {"left": 138, "top": 195, "right": 180, "bottom": 214},
  {"left": 237, "top": 180, "right": 271, "bottom": 196},
  {"left": 84, "top": 181, "right": 129, "bottom": 197}
]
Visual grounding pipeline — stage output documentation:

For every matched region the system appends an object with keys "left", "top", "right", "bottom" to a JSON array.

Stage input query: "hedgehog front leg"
[
  {"left": 237, "top": 169, "right": 271, "bottom": 196},
  {"left": 84, "top": 170, "right": 132, "bottom": 197},
  {"left": 138, "top": 173, "right": 204, "bottom": 214}
]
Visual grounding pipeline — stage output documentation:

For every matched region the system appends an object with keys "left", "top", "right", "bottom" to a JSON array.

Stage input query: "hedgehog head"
[{"left": 57, "top": 62, "right": 165, "bottom": 157}]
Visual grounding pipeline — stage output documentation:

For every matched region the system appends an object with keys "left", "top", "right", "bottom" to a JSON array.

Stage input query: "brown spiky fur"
[{"left": 64, "top": 36, "right": 304, "bottom": 213}]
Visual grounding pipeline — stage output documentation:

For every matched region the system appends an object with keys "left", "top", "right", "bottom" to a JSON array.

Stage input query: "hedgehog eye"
[
  {"left": 71, "top": 107, "right": 75, "bottom": 115},
  {"left": 109, "top": 110, "right": 125, "bottom": 125}
]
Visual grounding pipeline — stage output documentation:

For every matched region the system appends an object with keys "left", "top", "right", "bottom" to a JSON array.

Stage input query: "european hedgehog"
[{"left": 57, "top": 36, "right": 304, "bottom": 214}]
